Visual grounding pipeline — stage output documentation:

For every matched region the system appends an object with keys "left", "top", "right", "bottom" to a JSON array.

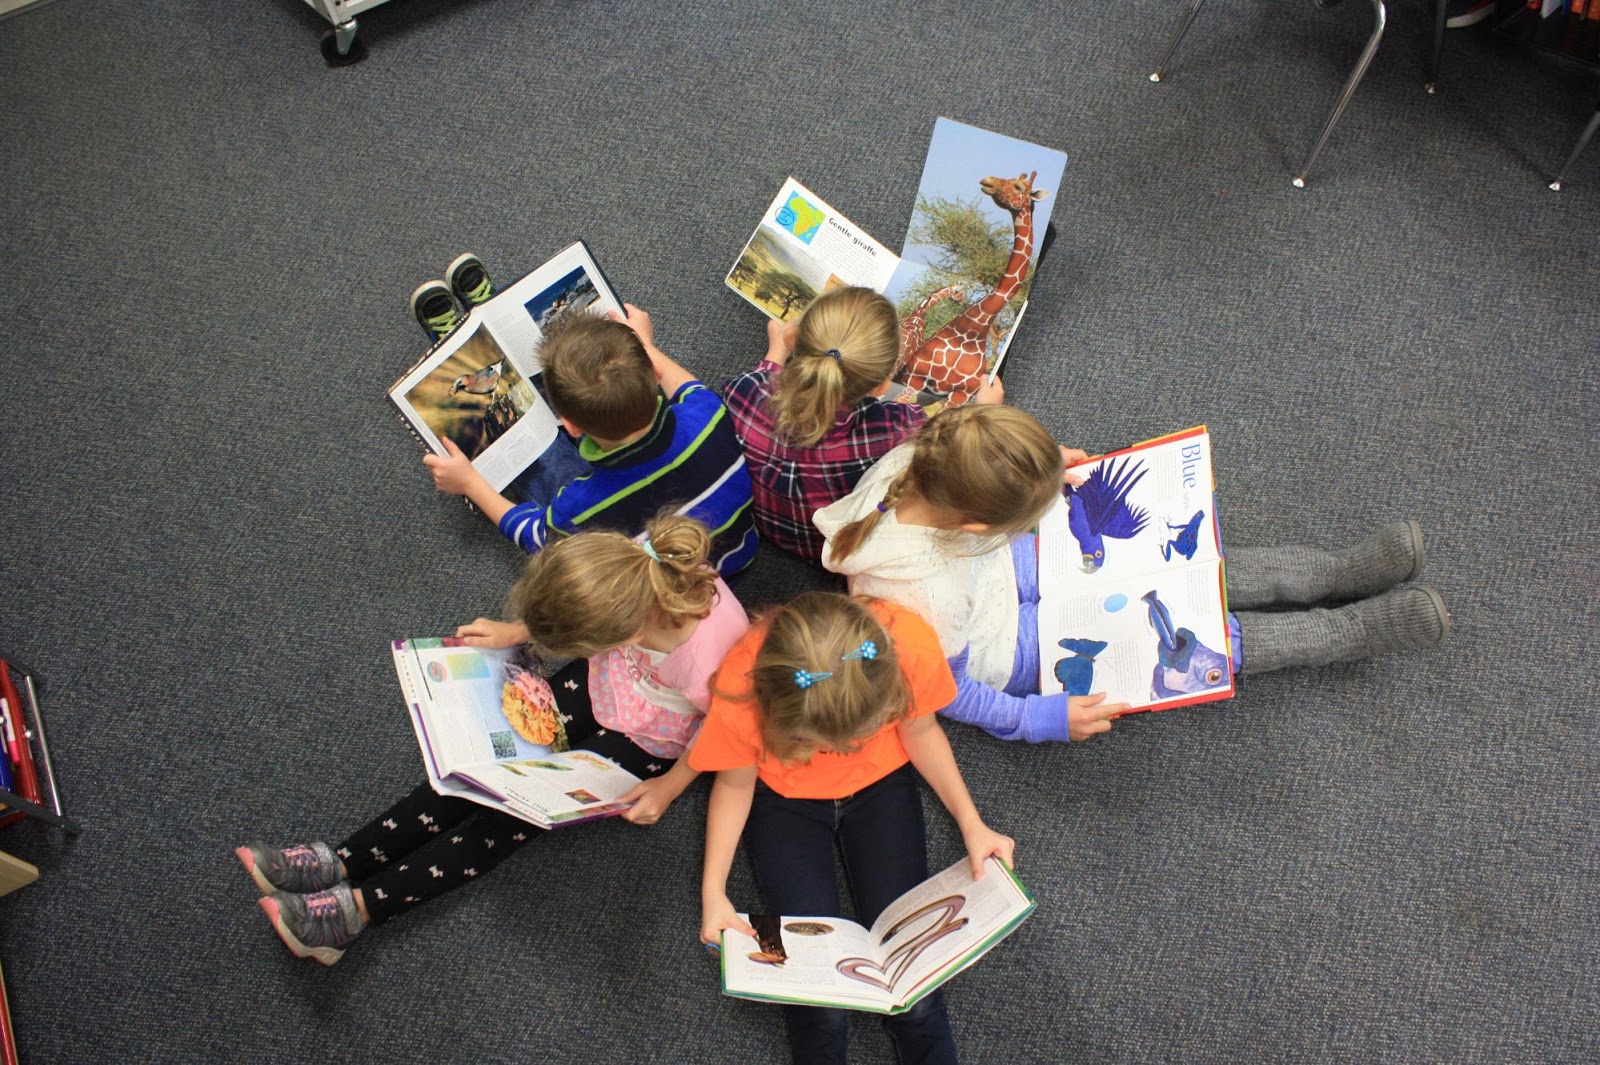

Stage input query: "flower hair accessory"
[
  {"left": 841, "top": 640, "right": 877, "bottom": 662},
  {"left": 641, "top": 539, "right": 663, "bottom": 563},
  {"left": 794, "top": 669, "right": 834, "bottom": 689}
]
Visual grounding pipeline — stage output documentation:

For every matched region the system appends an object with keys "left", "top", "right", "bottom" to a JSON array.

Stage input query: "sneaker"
[
  {"left": 258, "top": 884, "right": 363, "bottom": 966},
  {"left": 445, "top": 253, "right": 495, "bottom": 308},
  {"left": 410, "top": 279, "right": 463, "bottom": 342},
  {"left": 235, "top": 840, "right": 343, "bottom": 896},
  {"left": 1445, "top": 0, "right": 1496, "bottom": 28}
]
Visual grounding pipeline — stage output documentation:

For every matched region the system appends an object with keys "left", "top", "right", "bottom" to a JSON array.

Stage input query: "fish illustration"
[
  {"left": 1053, "top": 638, "right": 1109, "bottom": 695},
  {"left": 1066, "top": 457, "right": 1150, "bottom": 573},
  {"left": 1143, "top": 590, "right": 1229, "bottom": 699},
  {"left": 1161, "top": 510, "right": 1205, "bottom": 562}
]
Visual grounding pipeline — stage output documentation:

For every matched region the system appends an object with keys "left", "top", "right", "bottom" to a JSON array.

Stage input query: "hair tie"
[
  {"left": 794, "top": 669, "right": 833, "bottom": 689},
  {"left": 824, "top": 348, "right": 842, "bottom": 363},
  {"left": 876, "top": 502, "right": 888, "bottom": 514},
  {"left": 642, "top": 539, "right": 663, "bottom": 563}
]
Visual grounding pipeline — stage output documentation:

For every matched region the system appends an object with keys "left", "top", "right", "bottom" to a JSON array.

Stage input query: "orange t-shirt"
[{"left": 688, "top": 601, "right": 957, "bottom": 799}]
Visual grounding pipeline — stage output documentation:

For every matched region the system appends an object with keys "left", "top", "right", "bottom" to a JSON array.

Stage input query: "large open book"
[
  {"left": 719, "top": 857, "right": 1034, "bottom": 1015},
  {"left": 1037, "top": 426, "right": 1235, "bottom": 714},
  {"left": 388, "top": 241, "right": 622, "bottom": 506},
  {"left": 726, "top": 118, "right": 1068, "bottom": 410},
  {"left": 392, "top": 637, "right": 641, "bottom": 829}
]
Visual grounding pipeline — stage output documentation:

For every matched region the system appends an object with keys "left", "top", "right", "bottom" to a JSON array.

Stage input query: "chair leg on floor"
[
  {"left": 1150, "top": 0, "right": 1210, "bottom": 83},
  {"left": 1425, "top": 0, "right": 1447, "bottom": 94},
  {"left": 1549, "top": 103, "right": 1600, "bottom": 191},
  {"left": 1293, "top": 0, "right": 1387, "bottom": 187}
]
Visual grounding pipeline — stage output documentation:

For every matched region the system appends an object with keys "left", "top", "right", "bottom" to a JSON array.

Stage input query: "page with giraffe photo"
[{"left": 1036, "top": 426, "right": 1236, "bottom": 716}]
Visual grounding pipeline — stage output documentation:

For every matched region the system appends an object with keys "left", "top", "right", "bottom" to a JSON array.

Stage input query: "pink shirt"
[{"left": 588, "top": 578, "right": 749, "bottom": 759}]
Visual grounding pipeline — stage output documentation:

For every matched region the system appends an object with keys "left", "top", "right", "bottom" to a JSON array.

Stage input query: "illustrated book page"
[
  {"left": 387, "top": 240, "right": 622, "bottom": 497},
  {"left": 1037, "top": 426, "right": 1233, "bottom": 714},
  {"left": 720, "top": 857, "right": 1035, "bottom": 1014}
]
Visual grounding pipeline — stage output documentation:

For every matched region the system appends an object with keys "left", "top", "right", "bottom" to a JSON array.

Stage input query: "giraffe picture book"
[
  {"left": 725, "top": 117, "right": 1068, "bottom": 410},
  {"left": 718, "top": 857, "right": 1035, "bottom": 1015},
  {"left": 393, "top": 637, "right": 643, "bottom": 830},
  {"left": 1036, "top": 426, "right": 1236, "bottom": 716},
  {"left": 387, "top": 240, "right": 623, "bottom": 505}
]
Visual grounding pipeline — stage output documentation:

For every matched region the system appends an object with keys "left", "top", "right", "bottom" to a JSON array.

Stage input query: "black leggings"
[{"left": 337, "top": 658, "right": 667, "bottom": 923}]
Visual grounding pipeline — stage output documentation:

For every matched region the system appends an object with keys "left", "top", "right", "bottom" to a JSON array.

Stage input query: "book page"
[
  {"left": 721, "top": 916, "right": 890, "bottom": 1012},
  {"left": 726, "top": 178, "right": 901, "bottom": 322},
  {"left": 478, "top": 240, "right": 624, "bottom": 378},
  {"left": 456, "top": 749, "right": 641, "bottom": 828},
  {"left": 1037, "top": 427, "right": 1235, "bottom": 712}
]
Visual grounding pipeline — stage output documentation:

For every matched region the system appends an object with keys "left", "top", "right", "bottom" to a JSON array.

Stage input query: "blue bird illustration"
[
  {"left": 1161, "top": 510, "right": 1205, "bottom": 562},
  {"left": 1066, "top": 457, "right": 1150, "bottom": 573},
  {"left": 1053, "top": 638, "right": 1109, "bottom": 695},
  {"left": 1142, "top": 591, "right": 1229, "bottom": 700}
]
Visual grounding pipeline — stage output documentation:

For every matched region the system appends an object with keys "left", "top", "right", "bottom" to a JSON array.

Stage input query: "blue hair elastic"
[
  {"left": 642, "top": 540, "right": 663, "bottom": 562},
  {"left": 825, "top": 348, "right": 843, "bottom": 363},
  {"left": 794, "top": 669, "right": 834, "bottom": 689}
]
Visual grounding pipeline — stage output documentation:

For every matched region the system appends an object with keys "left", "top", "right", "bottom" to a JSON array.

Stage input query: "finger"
[
  {"left": 1080, "top": 692, "right": 1108, "bottom": 707},
  {"left": 618, "top": 784, "right": 645, "bottom": 805},
  {"left": 1102, "top": 702, "right": 1133, "bottom": 719},
  {"left": 441, "top": 437, "right": 464, "bottom": 457}
]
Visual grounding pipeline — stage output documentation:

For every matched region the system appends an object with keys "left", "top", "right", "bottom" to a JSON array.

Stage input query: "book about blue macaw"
[{"left": 1036, "top": 426, "right": 1235, "bottom": 715}]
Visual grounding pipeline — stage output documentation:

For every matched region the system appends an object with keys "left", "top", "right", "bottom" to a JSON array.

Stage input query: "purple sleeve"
[{"left": 940, "top": 647, "right": 1071, "bottom": 744}]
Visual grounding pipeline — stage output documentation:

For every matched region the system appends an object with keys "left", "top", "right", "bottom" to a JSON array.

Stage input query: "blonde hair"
[
  {"left": 539, "top": 314, "right": 659, "bottom": 440},
  {"left": 769, "top": 287, "right": 901, "bottom": 446},
  {"left": 511, "top": 513, "right": 719, "bottom": 659},
  {"left": 737, "top": 593, "right": 909, "bottom": 763},
  {"left": 828, "top": 404, "right": 1062, "bottom": 563}
]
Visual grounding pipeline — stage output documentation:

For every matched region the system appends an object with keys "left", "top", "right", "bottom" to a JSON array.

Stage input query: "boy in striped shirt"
[{"left": 424, "top": 304, "right": 758, "bottom": 577}]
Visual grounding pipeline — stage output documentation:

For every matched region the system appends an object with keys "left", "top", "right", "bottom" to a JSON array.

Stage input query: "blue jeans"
[{"left": 743, "top": 764, "right": 958, "bottom": 1065}]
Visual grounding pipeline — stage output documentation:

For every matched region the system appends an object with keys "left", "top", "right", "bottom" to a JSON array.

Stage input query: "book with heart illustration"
[
  {"left": 1036, "top": 425, "right": 1235, "bottom": 715},
  {"left": 388, "top": 240, "right": 623, "bottom": 508},
  {"left": 718, "top": 856, "right": 1034, "bottom": 1014},
  {"left": 724, "top": 117, "right": 1068, "bottom": 411},
  {"left": 392, "top": 637, "right": 642, "bottom": 830}
]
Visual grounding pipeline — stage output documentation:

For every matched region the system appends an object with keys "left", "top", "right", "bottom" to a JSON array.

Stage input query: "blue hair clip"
[
  {"left": 794, "top": 669, "right": 834, "bottom": 689},
  {"left": 641, "top": 539, "right": 662, "bottom": 562},
  {"left": 841, "top": 640, "right": 878, "bottom": 662}
]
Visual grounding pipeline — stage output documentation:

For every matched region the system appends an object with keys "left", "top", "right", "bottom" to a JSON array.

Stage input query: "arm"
[
  {"left": 454, "top": 618, "right": 531, "bottom": 648},
  {"left": 619, "top": 756, "right": 699, "bottom": 826},
  {"left": 423, "top": 437, "right": 517, "bottom": 525},
  {"left": 700, "top": 765, "right": 759, "bottom": 945},
  {"left": 499, "top": 501, "right": 558, "bottom": 555},
  {"left": 897, "top": 714, "right": 1014, "bottom": 878},
  {"left": 944, "top": 649, "right": 1124, "bottom": 743},
  {"left": 609, "top": 303, "right": 695, "bottom": 396}
]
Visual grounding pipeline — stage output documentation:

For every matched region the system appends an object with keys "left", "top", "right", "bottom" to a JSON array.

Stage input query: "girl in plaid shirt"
[{"left": 720, "top": 287, "right": 1002, "bottom": 562}]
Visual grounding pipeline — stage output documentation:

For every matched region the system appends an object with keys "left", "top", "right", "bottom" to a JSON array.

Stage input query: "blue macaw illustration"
[
  {"left": 1161, "top": 510, "right": 1206, "bottom": 562},
  {"left": 1066, "top": 457, "right": 1150, "bottom": 573},
  {"left": 1053, "top": 638, "right": 1109, "bottom": 695},
  {"left": 1143, "top": 591, "right": 1229, "bottom": 699}
]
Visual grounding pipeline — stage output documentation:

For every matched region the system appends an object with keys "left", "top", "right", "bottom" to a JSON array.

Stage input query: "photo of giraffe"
[{"left": 886, "top": 119, "right": 1068, "bottom": 410}]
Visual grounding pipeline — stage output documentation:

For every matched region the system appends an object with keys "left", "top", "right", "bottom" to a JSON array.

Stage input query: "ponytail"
[{"left": 769, "top": 287, "right": 900, "bottom": 446}]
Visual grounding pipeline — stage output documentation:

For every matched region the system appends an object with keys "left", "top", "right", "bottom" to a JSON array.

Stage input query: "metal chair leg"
[
  {"left": 1426, "top": 0, "right": 1447, "bottom": 94},
  {"left": 1549, "top": 102, "right": 1600, "bottom": 191},
  {"left": 1149, "top": 0, "right": 1210, "bottom": 83},
  {"left": 1293, "top": 0, "right": 1387, "bottom": 187}
]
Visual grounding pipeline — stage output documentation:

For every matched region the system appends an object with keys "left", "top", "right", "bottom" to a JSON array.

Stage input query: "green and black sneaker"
[
  {"left": 445, "top": 253, "right": 495, "bottom": 309},
  {"left": 410, "top": 279, "right": 463, "bottom": 343}
]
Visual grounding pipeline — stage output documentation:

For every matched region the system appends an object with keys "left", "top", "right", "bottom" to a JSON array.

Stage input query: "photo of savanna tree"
[
  {"left": 893, "top": 195, "right": 1034, "bottom": 352},
  {"left": 727, "top": 229, "right": 823, "bottom": 320}
]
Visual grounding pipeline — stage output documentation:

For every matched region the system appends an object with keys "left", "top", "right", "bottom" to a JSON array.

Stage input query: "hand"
[
  {"left": 606, "top": 302, "right": 655, "bottom": 347},
  {"left": 619, "top": 775, "right": 686, "bottom": 825},
  {"left": 423, "top": 437, "right": 486, "bottom": 496},
  {"left": 959, "top": 821, "right": 1016, "bottom": 879},
  {"left": 701, "top": 894, "right": 756, "bottom": 947},
  {"left": 973, "top": 374, "right": 1005, "bottom": 405},
  {"left": 1068, "top": 691, "right": 1130, "bottom": 741},
  {"left": 764, "top": 318, "right": 797, "bottom": 366},
  {"left": 454, "top": 618, "right": 529, "bottom": 649},
  {"left": 1059, "top": 445, "right": 1090, "bottom": 488}
]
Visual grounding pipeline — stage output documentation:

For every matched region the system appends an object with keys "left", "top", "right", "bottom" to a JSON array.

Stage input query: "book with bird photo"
[
  {"left": 393, "top": 637, "right": 643, "bottom": 830},
  {"left": 718, "top": 857, "right": 1035, "bottom": 1015},
  {"left": 725, "top": 117, "right": 1068, "bottom": 411},
  {"left": 1036, "top": 426, "right": 1235, "bottom": 715},
  {"left": 388, "top": 241, "right": 623, "bottom": 506}
]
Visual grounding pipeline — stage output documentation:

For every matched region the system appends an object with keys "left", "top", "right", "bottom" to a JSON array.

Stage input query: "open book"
[
  {"left": 392, "top": 637, "right": 641, "bottom": 829},
  {"left": 1037, "top": 426, "right": 1234, "bottom": 714},
  {"left": 726, "top": 117, "right": 1068, "bottom": 410},
  {"left": 719, "top": 857, "right": 1034, "bottom": 1015},
  {"left": 388, "top": 241, "right": 622, "bottom": 507}
]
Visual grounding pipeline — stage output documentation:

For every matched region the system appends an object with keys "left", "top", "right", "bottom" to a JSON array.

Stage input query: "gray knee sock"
[
  {"left": 1226, "top": 520, "right": 1424, "bottom": 610},
  {"left": 1240, "top": 585, "right": 1450, "bottom": 675}
]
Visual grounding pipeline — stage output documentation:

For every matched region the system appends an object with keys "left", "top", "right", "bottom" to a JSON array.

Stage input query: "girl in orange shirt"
[{"left": 691, "top": 591, "right": 1012, "bottom": 1064}]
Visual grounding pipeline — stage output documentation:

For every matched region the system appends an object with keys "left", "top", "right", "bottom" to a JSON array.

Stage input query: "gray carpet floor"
[{"left": 1, "top": 0, "right": 1596, "bottom": 1061}]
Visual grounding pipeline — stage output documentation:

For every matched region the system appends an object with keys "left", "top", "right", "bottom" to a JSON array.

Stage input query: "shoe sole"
[
  {"left": 234, "top": 845, "right": 277, "bottom": 896},
  {"left": 1413, "top": 584, "right": 1451, "bottom": 645},
  {"left": 1402, "top": 518, "right": 1425, "bottom": 584},
  {"left": 258, "top": 896, "right": 345, "bottom": 967}
]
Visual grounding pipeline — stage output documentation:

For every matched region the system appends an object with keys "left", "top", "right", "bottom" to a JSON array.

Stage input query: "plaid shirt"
[{"left": 720, "top": 361, "right": 926, "bottom": 561}]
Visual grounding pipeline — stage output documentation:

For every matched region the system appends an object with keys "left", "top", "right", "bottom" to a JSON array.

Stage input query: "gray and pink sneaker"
[
  {"left": 235, "top": 840, "right": 343, "bottom": 896},
  {"left": 258, "top": 884, "right": 363, "bottom": 966}
]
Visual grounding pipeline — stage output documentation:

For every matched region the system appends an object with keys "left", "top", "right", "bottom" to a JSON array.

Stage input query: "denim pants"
[{"left": 743, "top": 764, "right": 958, "bottom": 1065}]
